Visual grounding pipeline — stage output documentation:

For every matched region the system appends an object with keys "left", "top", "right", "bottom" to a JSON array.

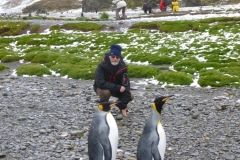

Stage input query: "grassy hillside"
[{"left": 22, "top": 0, "right": 82, "bottom": 13}]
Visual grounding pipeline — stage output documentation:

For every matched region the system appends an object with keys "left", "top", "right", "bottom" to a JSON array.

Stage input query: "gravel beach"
[{"left": 0, "top": 62, "right": 240, "bottom": 160}]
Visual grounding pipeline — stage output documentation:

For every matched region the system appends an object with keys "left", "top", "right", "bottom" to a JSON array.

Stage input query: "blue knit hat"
[{"left": 109, "top": 44, "right": 122, "bottom": 57}]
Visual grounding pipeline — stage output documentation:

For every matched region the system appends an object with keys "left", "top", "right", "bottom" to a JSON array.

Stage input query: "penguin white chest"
[
  {"left": 106, "top": 112, "right": 118, "bottom": 160},
  {"left": 157, "top": 120, "right": 166, "bottom": 160}
]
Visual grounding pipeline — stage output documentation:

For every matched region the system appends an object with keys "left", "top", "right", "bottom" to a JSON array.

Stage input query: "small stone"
[
  {"left": 71, "top": 84, "right": 77, "bottom": 88},
  {"left": 224, "top": 154, "right": 235, "bottom": 160},
  {"left": 191, "top": 151, "right": 199, "bottom": 156},
  {"left": 17, "top": 117, "right": 27, "bottom": 121},
  {"left": 221, "top": 105, "right": 227, "bottom": 110},
  {"left": 70, "top": 130, "right": 85, "bottom": 136},
  {"left": 86, "top": 96, "right": 91, "bottom": 101},
  {"left": 0, "top": 153, "right": 6, "bottom": 158},
  {"left": 2, "top": 93, "right": 8, "bottom": 96},
  {"left": 191, "top": 109, "right": 200, "bottom": 119},
  {"left": 116, "top": 113, "right": 123, "bottom": 120},
  {"left": 42, "top": 139, "right": 50, "bottom": 143},
  {"left": 39, "top": 129, "right": 47, "bottom": 134}
]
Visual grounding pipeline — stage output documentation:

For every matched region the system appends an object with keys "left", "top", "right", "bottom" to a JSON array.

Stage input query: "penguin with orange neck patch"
[
  {"left": 88, "top": 101, "right": 119, "bottom": 160},
  {"left": 137, "top": 96, "right": 173, "bottom": 160}
]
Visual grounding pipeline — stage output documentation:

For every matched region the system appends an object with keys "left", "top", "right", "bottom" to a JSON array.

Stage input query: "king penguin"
[
  {"left": 137, "top": 96, "right": 172, "bottom": 160},
  {"left": 88, "top": 101, "right": 119, "bottom": 160}
]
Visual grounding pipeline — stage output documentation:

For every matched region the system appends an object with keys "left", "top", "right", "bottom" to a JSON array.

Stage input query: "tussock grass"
[
  {"left": 198, "top": 69, "right": 239, "bottom": 87},
  {"left": 0, "top": 64, "right": 8, "bottom": 71},
  {"left": 16, "top": 63, "right": 51, "bottom": 76},
  {"left": 0, "top": 22, "right": 30, "bottom": 36},
  {"left": 100, "top": 12, "right": 109, "bottom": 21},
  {"left": 1, "top": 55, "right": 20, "bottom": 62},
  {"left": 30, "top": 24, "right": 40, "bottom": 33},
  {"left": 1, "top": 17, "right": 240, "bottom": 87},
  {"left": 0, "top": 50, "right": 10, "bottom": 59},
  {"left": 50, "top": 24, "right": 61, "bottom": 31},
  {"left": 156, "top": 71, "right": 193, "bottom": 85},
  {"left": 49, "top": 63, "right": 95, "bottom": 80},
  {"left": 62, "top": 22, "right": 105, "bottom": 31},
  {"left": 128, "top": 64, "right": 160, "bottom": 78},
  {"left": 0, "top": 50, "right": 21, "bottom": 62}
]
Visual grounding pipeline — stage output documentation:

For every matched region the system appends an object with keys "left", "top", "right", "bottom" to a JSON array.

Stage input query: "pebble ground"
[{"left": 0, "top": 64, "right": 240, "bottom": 160}]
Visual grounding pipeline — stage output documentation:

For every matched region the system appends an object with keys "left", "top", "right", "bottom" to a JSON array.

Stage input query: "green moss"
[
  {"left": 62, "top": 22, "right": 104, "bottom": 31},
  {"left": 49, "top": 61, "right": 96, "bottom": 79},
  {"left": 100, "top": 12, "right": 109, "bottom": 21},
  {"left": 24, "top": 52, "right": 38, "bottom": 61},
  {"left": 30, "top": 24, "right": 40, "bottom": 33},
  {"left": 149, "top": 55, "right": 176, "bottom": 65},
  {"left": 0, "top": 64, "right": 9, "bottom": 71},
  {"left": 31, "top": 53, "right": 59, "bottom": 64},
  {"left": 16, "top": 63, "right": 51, "bottom": 76},
  {"left": 198, "top": 69, "right": 239, "bottom": 87},
  {"left": 55, "top": 55, "right": 85, "bottom": 65},
  {"left": 0, "top": 21, "right": 30, "bottom": 36},
  {"left": 50, "top": 24, "right": 61, "bottom": 31},
  {"left": 0, "top": 18, "right": 240, "bottom": 87},
  {"left": 0, "top": 50, "right": 9, "bottom": 59},
  {"left": 128, "top": 64, "right": 160, "bottom": 78},
  {"left": 1, "top": 55, "right": 20, "bottom": 62},
  {"left": 68, "top": 67, "right": 95, "bottom": 80},
  {"left": 156, "top": 71, "right": 193, "bottom": 85}
]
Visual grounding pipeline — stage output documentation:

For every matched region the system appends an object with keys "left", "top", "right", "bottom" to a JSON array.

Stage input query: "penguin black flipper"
[
  {"left": 99, "top": 131, "right": 112, "bottom": 160},
  {"left": 151, "top": 140, "right": 161, "bottom": 160}
]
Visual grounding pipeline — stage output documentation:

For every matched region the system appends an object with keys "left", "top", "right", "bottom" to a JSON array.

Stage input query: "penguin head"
[
  {"left": 98, "top": 101, "right": 120, "bottom": 112},
  {"left": 153, "top": 95, "right": 173, "bottom": 114}
]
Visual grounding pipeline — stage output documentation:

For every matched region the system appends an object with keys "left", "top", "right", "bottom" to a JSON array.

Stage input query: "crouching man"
[{"left": 93, "top": 44, "right": 134, "bottom": 117}]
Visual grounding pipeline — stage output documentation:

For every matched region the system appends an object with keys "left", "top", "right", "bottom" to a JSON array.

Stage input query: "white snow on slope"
[{"left": 0, "top": 0, "right": 41, "bottom": 13}]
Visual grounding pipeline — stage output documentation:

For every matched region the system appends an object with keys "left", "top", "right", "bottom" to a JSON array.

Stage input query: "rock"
[
  {"left": 2, "top": 93, "right": 8, "bottom": 96},
  {"left": 0, "top": 153, "right": 6, "bottom": 158},
  {"left": 0, "top": 75, "right": 240, "bottom": 159},
  {"left": 191, "top": 109, "right": 200, "bottom": 119},
  {"left": 70, "top": 130, "right": 85, "bottom": 136},
  {"left": 116, "top": 113, "right": 123, "bottom": 120},
  {"left": 224, "top": 154, "right": 235, "bottom": 160},
  {"left": 191, "top": 151, "right": 199, "bottom": 156}
]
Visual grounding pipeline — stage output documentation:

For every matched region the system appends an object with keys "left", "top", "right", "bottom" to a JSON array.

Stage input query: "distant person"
[
  {"left": 147, "top": 3, "right": 152, "bottom": 14},
  {"left": 94, "top": 6, "right": 98, "bottom": 13},
  {"left": 143, "top": 3, "right": 148, "bottom": 14},
  {"left": 112, "top": 0, "right": 127, "bottom": 20},
  {"left": 160, "top": 0, "right": 167, "bottom": 12},
  {"left": 172, "top": 0, "right": 180, "bottom": 12},
  {"left": 45, "top": 9, "right": 49, "bottom": 15},
  {"left": 92, "top": 4, "right": 98, "bottom": 13}
]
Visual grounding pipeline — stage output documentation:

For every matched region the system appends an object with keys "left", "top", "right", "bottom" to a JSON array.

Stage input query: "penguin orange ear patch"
[{"left": 98, "top": 105, "right": 103, "bottom": 111}]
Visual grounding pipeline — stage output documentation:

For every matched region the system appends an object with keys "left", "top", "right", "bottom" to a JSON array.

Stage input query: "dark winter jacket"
[
  {"left": 93, "top": 54, "right": 131, "bottom": 108},
  {"left": 143, "top": 3, "right": 148, "bottom": 12}
]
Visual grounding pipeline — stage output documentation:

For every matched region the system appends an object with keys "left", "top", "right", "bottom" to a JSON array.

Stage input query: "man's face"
[{"left": 109, "top": 55, "right": 120, "bottom": 66}]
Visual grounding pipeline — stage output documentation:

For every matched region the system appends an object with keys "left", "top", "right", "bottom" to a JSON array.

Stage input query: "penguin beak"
[
  {"left": 162, "top": 95, "right": 174, "bottom": 102},
  {"left": 110, "top": 103, "right": 116, "bottom": 107},
  {"left": 110, "top": 101, "right": 122, "bottom": 107}
]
